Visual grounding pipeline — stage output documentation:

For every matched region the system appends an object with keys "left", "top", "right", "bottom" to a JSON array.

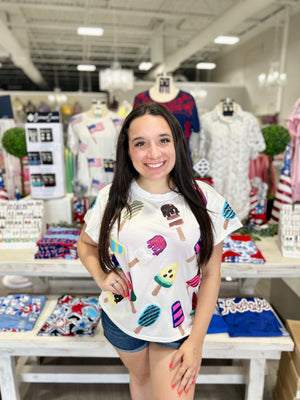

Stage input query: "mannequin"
[
  {"left": 67, "top": 100, "right": 123, "bottom": 196},
  {"left": 148, "top": 73, "right": 180, "bottom": 103}
]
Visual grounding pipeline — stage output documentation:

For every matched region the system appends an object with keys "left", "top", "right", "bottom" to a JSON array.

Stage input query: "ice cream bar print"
[
  {"left": 129, "top": 235, "right": 167, "bottom": 268},
  {"left": 186, "top": 273, "right": 201, "bottom": 289},
  {"left": 171, "top": 300, "right": 185, "bottom": 336},
  {"left": 152, "top": 263, "right": 178, "bottom": 296},
  {"left": 134, "top": 304, "right": 161, "bottom": 334},
  {"left": 161, "top": 204, "right": 185, "bottom": 241},
  {"left": 109, "top": 237, "right": 125, "bottom": 255},
  {"left": 119, "top": 200, "right": 144, "bottom": 231},
  {"left": 222, "top": 201, "right": 236, "bottom": 230},
  {"left": 104, "top": 292, "right": 124, "bottom": 306},
  {"left": 186, "top": 238, "right": 201, "bottom": 262}
]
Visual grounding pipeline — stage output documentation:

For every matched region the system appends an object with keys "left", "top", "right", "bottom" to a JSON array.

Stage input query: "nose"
[{"left": 148, "top": 141, "right": 160, "bottom": 158}]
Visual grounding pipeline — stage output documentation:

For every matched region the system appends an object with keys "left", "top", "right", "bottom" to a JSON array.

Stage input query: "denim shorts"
[{"left": 101, "top": 310, "right": 188, "bottom": 353}]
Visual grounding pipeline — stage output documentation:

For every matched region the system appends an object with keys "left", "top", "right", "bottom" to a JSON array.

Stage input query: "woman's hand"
[
  {"left": 101, "top": 270, "right": 131, "bottom": 298},
  {"left": 169, "top": 338, "right": 203, "bottom": 395}
]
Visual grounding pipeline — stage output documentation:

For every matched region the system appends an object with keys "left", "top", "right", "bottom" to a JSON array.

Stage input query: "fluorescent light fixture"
[
  {"left": 77, "top": 64, "right": 96, "bottom": 72},
  {"left": 214, "top": 35, "right": 240, "bottom": 45},
  {"left": 196, "top": 62, "right": 216, "bottom": 70},
  {"left": 138, "top": 61, "right": 153, "bottom": 71},
  {"left": 77, "top": 27, "right": 104, "bottom": 36}
]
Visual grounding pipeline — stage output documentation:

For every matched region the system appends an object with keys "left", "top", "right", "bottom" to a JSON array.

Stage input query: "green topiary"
[
  {"left": 2, "top": 127, "right": 27, "bottom": 158},
  {"left": 262, "top": 124, "right": 290, "bottom": 157}
]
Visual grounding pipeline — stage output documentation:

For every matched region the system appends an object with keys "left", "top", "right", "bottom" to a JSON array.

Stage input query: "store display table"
[
  {"left": 0, "top": 236, "right": 299, "bottom": 279},
  {"left": 0, "top": 296, "right": 294, "bottom": 400}
]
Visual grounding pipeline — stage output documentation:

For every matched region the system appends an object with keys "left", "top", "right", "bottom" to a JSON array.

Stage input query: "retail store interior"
[{"left": 0, "top": 1, "right": 300, "bottom": 399}]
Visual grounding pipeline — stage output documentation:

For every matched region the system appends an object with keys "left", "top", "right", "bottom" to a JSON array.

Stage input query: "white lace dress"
[{"left": 200, "top": 104, "right": 266, "bottom": 220}]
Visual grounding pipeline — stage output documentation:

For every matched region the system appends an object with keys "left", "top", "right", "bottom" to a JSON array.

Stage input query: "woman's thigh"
[
  {"left": 116, "top": 345, "right": 151, "bottom": 381},
  {"left": 148, "top": 342, "right": 195, "bottom": 400}
]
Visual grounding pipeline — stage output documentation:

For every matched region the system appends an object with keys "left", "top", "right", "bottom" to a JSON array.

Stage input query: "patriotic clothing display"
[
  {"left": 199, "top": 104, "right": 266, "bottom": 220},
  {"left": 217, "top": 297, "right": 286, "bottom": 337},
  {"left": 222, "top": 235, "right": 265, "bottom": 264},
  {"left": 133, "top": 90, "right": 200, "bottom": 143},
  {"left": 271, "top": 143, "right": 293, "bottom": 223},
  {"left": 38, "top": 295, "right": 101, "bottom": 337},
  {"left": 207, "top": 305, "right": 228, "bottom": 334},
  {"left": 67, "top": 112, "right": 123, "bottom": 196},
  {"left": 35, "top": 227, "right": 81, "bottom": 259},
  {"left": 248, "top": 177, "right": 268, "bottom": 226},
  {"left": 287, "top": 98, "right": 300, "bottom": 202},
  {"left": 84, "top": 180, "right": 241, "bottom": 343},
  {"left": 0, "top": 168, "right": 8, "bottom": 200},
  {"left": 0, "top": 294, "right": 46, "bottom": 332}
]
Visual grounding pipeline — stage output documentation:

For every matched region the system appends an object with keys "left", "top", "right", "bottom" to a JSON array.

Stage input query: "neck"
[
  {"left": 136, "top": 177, "right": 174, "bottom": 194},
  {"left": 85, "top": 103, "right": 109, "bottom": 119},
  {"left": 149, "top": 75, "right": 179, "bottom": 103}
]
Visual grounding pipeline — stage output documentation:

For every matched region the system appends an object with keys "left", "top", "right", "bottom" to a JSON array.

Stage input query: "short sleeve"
[
  {"left": 248, "top": 115, "right": 266, "bottom": 159},
  {"left": 198, "top": 182, "right": 243, "bottom": 246},
  {"left": 84, "top": 185, "right": 110, "bottom": 243}
]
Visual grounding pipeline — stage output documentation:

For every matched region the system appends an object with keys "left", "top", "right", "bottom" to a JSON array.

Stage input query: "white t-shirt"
[{"left": 84, "top": 180, "right": 242, "bottom": 342}]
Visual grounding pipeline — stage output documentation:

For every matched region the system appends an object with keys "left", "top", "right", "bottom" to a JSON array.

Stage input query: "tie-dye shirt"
[{"left": 84, "top": 180, "right": 242, "bottom": 342}]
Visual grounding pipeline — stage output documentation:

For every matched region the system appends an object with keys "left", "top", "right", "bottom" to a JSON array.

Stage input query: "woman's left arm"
[{"left": 170, "top": 241, "right": 223, "bottom": 393}]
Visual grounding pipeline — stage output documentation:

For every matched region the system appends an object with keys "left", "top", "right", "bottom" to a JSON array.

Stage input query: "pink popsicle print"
[
  {"left": 129, "top": 235, "right": 167, "bottom": 268},
  {"left": 186, "top": 238, "right": 201, "bottom": 262},
  {"left": 161, "top": 204, "right": 185, "bottom": 241},
  {"left": 171, "top": 300, "right": 185, "bottom": 336},
  {"left": 186, "top": 273, "right": 201, "bottom": 289}
]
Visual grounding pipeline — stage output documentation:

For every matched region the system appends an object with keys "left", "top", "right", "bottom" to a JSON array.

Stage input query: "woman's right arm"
[{"left": 77, "top": 224, "right": 130, "bottom": 296}]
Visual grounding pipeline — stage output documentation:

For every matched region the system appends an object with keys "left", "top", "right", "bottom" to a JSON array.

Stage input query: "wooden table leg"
[
  {"left": 245, "top": 358, "right": 266, "bottom": 400},
  {"left": 0, "top": 356, "right": 21, "bottom": 400}
]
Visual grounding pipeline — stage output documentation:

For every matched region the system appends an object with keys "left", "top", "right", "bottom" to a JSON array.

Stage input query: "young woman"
[{"left": 77, "top": 103, "right": 241, "bottom": 399}]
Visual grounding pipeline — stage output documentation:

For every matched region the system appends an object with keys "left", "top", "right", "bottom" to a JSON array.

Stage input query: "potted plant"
[{"left": 2, "top": 127, "right": 27, "bottom": 195}]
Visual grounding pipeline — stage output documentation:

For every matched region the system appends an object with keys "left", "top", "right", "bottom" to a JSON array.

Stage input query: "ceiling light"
[
  {"left": 77, "top": 27, "right": 104, "bottom": 36},
  {"left": 196, "top": 62, "right": 216, "bottom": 70},
  {"left": 77, "top": 64, "right": 96, "bottom": 72},
  {"left": 214, "top": 36, "right": 240, "bottom": 45},
  {"left": 138, "top": 62, "right": 153, "bottom": 71}
]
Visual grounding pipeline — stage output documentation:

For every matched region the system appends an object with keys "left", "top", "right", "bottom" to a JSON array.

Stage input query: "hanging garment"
[
  {"left": 67, "top": 112, "right": 123, "bottom": 196},
  {"left": 200, "top": 104, "right": 266, "bottom": 220},
  {"left": 133, "top": 90, "right": 200, "bottom": 143},
  {"left": 287, "top": 98, "right": 300, "bottom": 201}
]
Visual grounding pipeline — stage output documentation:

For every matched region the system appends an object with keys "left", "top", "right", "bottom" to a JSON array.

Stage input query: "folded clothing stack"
[
  {"left": 0, "top": 294, "right": 46, "bottom": 332},
  {"left": 222, "top": 235, "right": 266, "bottom": 263},
  {"left": 35, "top": 226, "right": 81, "bottom": 259},
  {"left": 217, "top": 297, "right": 288, "bottom": 337},
  {"left": 38, "top": 295, "right": 101, "bottom": 337}
]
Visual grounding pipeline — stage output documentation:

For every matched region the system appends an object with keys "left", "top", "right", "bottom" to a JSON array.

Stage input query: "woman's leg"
[
  {"left": 148, "top": 342, "right": 196, "bottom": 400},
  {"left": 116, "top": 346, "right": 152, "bottom": 400}
]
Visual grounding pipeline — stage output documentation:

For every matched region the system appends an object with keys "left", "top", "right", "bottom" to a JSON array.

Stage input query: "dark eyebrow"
[{"left": 132, "top": 133, "right": 171, "bottom": 143}]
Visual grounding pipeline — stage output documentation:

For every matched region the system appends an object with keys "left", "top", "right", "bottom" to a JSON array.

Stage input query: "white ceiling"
[{"left": 0, "top": 0, "right": 299, "bottom": 91}]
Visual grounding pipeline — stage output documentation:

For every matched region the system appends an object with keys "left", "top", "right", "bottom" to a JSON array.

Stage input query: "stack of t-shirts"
[
  {"left": 207, "top": 305, "right": 228, "bottom": 334},
  {"left": 0, "top": 294, "right": 46, "bottom": 332},
  {"left": 217, "top": 297, "right": 288, "bottom": 337},
  {"left": 222, "top": 235, "right": 265, "bottom": 263},
  {"left": 35, "top": 227, "right": 81, "bottom": 259},
  {"left": 38, "top": 295, "right": 101, "bottom": 337}
]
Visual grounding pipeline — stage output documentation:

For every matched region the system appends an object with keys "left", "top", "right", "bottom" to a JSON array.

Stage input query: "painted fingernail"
[
  {"left": 192, "top": 379, "right": 196, "bottom": 385},
  {"left": 171, "top": 383, "right": 176, "bottom": 388},
  {"left": 169, "top": 363, "right": 173, "bottom": 369},
  {"left": 178, "top": 389, "right": 183, "bottom": 395},
  {"left": 185, "top": 387, "right": 189, "bottom": 394},
  {"left": 124, "top": 293, "right": 129, "bottom": 297},
  {"left": 129, "top": 284, "right": 133, "bottom": 290}
]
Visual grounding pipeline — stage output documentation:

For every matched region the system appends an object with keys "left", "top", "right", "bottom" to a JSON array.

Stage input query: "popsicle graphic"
[
  {"left": 111, "top": 254, "right": 122, "bottom": 270},
  {"left": 186, "top": 238, "right": 201, "bottom": 262},
  {"left": 129, "top": 235, "right": 166, "bottom": 268},
  {"left": 119, "top": 200, "right": 144, "bottom": 231},
  {"left": 152, "top": 263, "right": 178, "bottom": 296},
  {"left": 134, "top": 304, "right": 161, "bottom": 334},
  {"left": 190, "top": 292, "right": 198, "bottom": 316},
  {"left": 109, "top": 237, "right": 125, "bottom": 255},
  {"left": 171, "top": 301, "right": 185, "bottom": 336},
  {"left": 186, "top": 273, "right": 201, "bottom": 289},
  {"left": 222, "top": 201, "right": 236, "bottom": 230},
  {"left": 104, "top": 292, "right": 124, "bottom": 306},
  {"left": 161, "top": 204, "right": 185, "bottom": 241},
  {"left": 130, "top": 287, "right": 137, "bottom": 313}
]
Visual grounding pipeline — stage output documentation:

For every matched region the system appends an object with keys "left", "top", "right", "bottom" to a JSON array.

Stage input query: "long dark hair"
[{"left": 98, "top": 103, "right": 214, "bottom": 272}]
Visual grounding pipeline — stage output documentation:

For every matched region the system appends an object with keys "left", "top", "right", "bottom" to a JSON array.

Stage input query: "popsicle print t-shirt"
[{"left": 84, "top": 180, "right": 242, "bottom": 342}]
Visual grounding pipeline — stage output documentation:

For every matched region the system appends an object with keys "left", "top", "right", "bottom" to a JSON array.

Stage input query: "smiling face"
[{"left": 128, "top": 113, "right": 176, "bottom": 193}]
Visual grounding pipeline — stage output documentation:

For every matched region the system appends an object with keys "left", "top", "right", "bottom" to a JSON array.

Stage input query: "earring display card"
[{"left": 26, "top": 112, "right": 65, "bottom": 199}]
